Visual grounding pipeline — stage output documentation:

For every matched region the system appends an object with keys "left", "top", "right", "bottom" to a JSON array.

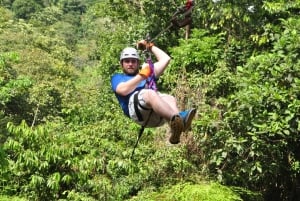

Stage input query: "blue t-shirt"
[{"left": 111, "top": 73, "right": 146, "bottom": 117}]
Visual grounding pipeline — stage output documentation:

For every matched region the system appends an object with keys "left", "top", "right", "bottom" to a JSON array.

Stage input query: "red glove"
[
  {"left": 139, "top": 63, "right": 151, "bottom": 78},
  {"left": 137, "top": 40, "right": 154, "bottom": 50}
]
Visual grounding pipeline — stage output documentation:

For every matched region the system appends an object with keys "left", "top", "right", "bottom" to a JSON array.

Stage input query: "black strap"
[
  {"left": 134, "top": 91, "right": 143, "bottom": 122},
  {"left": 131, "top": 109, "right": 153, "bottom": 160},
  {"left": 133, "top": 91, "right": 152, "bottom": 121},
  {"left": 131, "top": 91, "right": 153, "bottom": 160},
  {"left": 130, "top": 126, "right": 144, "bottom": 159}
]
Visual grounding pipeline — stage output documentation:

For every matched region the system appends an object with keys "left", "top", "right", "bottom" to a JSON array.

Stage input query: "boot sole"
[{"left": 169, "top": 115, "right": 184, "bottom": 144}]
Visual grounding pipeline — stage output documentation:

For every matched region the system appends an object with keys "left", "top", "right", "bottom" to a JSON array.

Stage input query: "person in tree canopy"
[{"left": 111, "top": 40, "right": 196, "bottom": 144}]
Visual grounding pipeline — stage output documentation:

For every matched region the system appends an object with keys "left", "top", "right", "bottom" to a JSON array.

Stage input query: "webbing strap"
[
  {"left": 147, "top": 58, "right": 157, "bottom": 91},
  {"left": 133, "top": 91, "right": 143, "bottom": 122},
  {"left": 131, "top": 109, "right": 153, "bottom": 159}
]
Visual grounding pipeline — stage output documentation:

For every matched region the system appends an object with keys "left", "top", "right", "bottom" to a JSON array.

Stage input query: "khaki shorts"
[{"left": 128, "top": 89, "right": 165, "bottom": 127}]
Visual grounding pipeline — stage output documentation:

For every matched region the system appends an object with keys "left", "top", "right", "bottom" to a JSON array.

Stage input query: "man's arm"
[
  {"left": 115, "top": 74, "right": 145, "bottom": 96},
  {"left": 151, "top": 45, "right": 171, "bottom": 77}
]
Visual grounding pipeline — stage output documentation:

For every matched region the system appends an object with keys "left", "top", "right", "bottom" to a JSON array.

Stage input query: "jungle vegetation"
[{"left": 0, "top": 0, "right": 299, "bottom": 200}]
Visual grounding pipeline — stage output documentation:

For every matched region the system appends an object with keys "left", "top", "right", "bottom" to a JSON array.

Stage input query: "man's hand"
[
  {"left": 137, "top": 40, "right": 154, "bottom": 50},
  {"left": 139, "top": 63, "right": 152, "bottom": 78}
]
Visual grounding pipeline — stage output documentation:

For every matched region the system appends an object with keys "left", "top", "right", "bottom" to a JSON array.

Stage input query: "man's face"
[{"left": 121, "top": 58, "right": 139, "bottom": 75}]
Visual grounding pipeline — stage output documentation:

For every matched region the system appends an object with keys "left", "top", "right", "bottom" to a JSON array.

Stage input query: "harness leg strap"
[{"left": 133, "top": 91, "right": 144, "bottom": 122}]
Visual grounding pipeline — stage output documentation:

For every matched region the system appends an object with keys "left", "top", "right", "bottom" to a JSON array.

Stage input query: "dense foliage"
[{"left": 0, "top": 0, "right": 299, "bottom": 200}]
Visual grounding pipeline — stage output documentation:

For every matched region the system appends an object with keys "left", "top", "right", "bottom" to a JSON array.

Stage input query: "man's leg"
[
  {"left": 160, "top": 94, "right": 180, "bottom": 114},
  {"left": 142, "top": 90, "right": 184, "bottom": 144},
  {"left": 142, "top": 90, "right": 179, "bottom": 120}
]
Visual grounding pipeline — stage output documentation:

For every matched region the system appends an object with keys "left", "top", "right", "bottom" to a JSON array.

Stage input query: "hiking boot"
[
  {"left": 169, "top": 114, "right": 184, "bottom": 144},
  {"left": 179, "top": 108, "right": 196, "bottom": 132}
]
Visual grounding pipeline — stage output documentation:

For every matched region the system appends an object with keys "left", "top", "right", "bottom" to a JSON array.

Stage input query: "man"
[{"left": 111, "top": 40, "right": 196, "bottom": 144}]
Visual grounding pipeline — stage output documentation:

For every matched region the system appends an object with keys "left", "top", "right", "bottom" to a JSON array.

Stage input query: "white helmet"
[{"left": 120, "top": 47, "right": 140, "bottom": 61}]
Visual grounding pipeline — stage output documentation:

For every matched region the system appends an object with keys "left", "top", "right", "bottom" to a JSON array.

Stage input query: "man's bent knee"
[{"left": 141, "top": 89, "right": 159, "bottom": 104}]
